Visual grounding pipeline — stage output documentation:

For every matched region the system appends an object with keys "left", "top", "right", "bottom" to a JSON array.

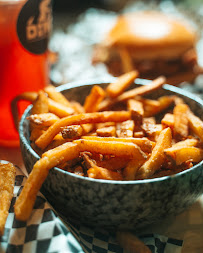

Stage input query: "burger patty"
[{"left": 92, "top": 46, "right": 199, "bottom": 82}]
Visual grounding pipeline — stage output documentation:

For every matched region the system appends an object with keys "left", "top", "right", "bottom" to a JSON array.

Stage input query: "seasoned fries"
[
  {"left": 74, "top": 139, "right": 147, "bottom": 160},
  {"left": 84, "top": 85, "right": 106, "bottom": 112},
  {"left": 136, "top": 127, "right": 172, "bottom": 179},
  {"left": 106, "top": 70, "right": 138, "bottom": 98},
  {"left": 14, "top": 71, "right": 203, "bottom": 221},
  {"left": 14, "top": 142, "right": 80, "bottom": 221},
  {"left": 0, "top": 162, "right": 16, "bottom": 236},
  {"left": 173, "top": 103, "right": 189, "bottom": 139},
  {"left": 35, "top": 111, "right": 131, "bottom": 150}
]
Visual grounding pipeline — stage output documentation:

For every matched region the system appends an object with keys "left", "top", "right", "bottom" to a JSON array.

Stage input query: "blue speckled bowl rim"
[{"left": 19, "top": 78, "right": 203, "bottom": 185}]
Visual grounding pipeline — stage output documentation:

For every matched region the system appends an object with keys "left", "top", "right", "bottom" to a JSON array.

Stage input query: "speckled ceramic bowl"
[{"left": 19, "top": 78, "right": 203, "bottom": 230}]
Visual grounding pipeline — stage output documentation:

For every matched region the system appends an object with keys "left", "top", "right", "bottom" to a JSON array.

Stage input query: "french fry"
[
  {"left": 142, "top": 119, "right": 163, "bottom": 141},
  {"left": 123, "top": 159, "right": 146, "bottom": 180},
  {"left": 95, "top": 156, "right": 128, "bottom": 171},
  {"left": 136, "top": 127, "right": 172, "bottom": 179},
  {"left": 27, "top": 113, "right": 59, "bottom": 127},
  {"left": 117, "top": 76, "right": 166, "bottom": 101},
  {"left": 84, "top": 85, "right": 106, "bottom": 113},
  {"left": 82, "top": 153, "right": 123, "bottom": 179},
  {"left": 117, "top": 230, "right": 152, "bottom": 253},
  {"left": 96, "top": 126, "right": 116, "bottom": 137},
  {"left": 98, "top": 76, "right": 166, "bottom": 111},
  {"left": 0, "top": 162, "right": 16, "bottom": 236},
  {"left": 30, "top": 128, "right": 46, "bottom": 141},
  {"left": 165, "top": 146, "right": 203, "bottom": 165},
  {"left": 143, "top": 96, "right": 173, "bottom": 117},
  {"left": 127, "top": 99, "right": 144, "bottom": 125},
  {"left": 161, "top": 113, "right": 174, "bottom": 129},
  {"left": 188, "top": 111, "right": 203, "bottom": 142},
  {"left": 106, "top": 70, "right": 138, "bottom": 98},
  {"left": 70, "top": 101, "right": 84, "bottom": 114},
  {"left": 82, "top": 136, "right": 155, "bottom": 153},
  {"left": 87, "top": 166, "right": 123, "bottom": 180},
  {"left": 117, "top": 120, "right": 134, "bottom": 138},
  {"left": 74, "top": 139, "right": 147, "bottom": 160},
  {"left": 35, "top": 111, "right": 131, "bottom": 150},
  {"left": 14, "top": 142, "right": 80, "bottom": 221},
  {"left": 31, "top": 90, "right": 49, "bottom": 115},
  {"left": 44, "top": 84, "right": 73, "bottom": 108},
  {"left": 173, "top": 103, "right": 189, "bottom": 139},
  {"left": 81, "top": 123, "right": 95, "bottom": 134},
  {"left": 171, "top": 138, "right": 199, "bottom": 148},
  {"left": 61, "top": 125, "right": 84, "bottom": 139},
  {"left": 48, "top": 98, "right": 74, "bottom": 117}
]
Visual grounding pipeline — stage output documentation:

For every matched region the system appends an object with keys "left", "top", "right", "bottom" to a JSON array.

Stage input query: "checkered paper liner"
[{"left": 0, "top": 166, "right": 183, "bottom": 253}]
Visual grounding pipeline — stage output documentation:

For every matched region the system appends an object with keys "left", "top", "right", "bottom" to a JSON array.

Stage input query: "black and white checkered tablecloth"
[{"left": 0, "top": 166, "right": 183, "bottom": 253}]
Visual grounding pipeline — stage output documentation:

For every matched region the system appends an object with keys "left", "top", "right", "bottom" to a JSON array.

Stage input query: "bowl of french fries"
[{"left": 16, "top": 71, "right": 203, "bottom": 230}]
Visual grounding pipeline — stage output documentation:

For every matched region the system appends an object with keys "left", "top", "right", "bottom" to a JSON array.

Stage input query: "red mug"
[{"left": 0, "top": 0, "right": 52, "bottom": 147}]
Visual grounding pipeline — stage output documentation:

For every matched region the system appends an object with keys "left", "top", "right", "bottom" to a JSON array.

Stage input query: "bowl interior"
[{"left": 19, "top": 78, "right": 203, "bottom": 182}]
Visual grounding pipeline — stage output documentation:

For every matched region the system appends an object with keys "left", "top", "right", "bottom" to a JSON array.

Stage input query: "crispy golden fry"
[
  {"left": 117, "top": 120, "right": 134, "bottom": 138},
  {"left": 143, "top": 96, "right": 173, "bottom": 117},
  {"left": 96, "top": 126, "right": 116, "bottom": 137},
  {"left": 136, "top": 127, "right": 172, "bottom": 179},
  {"left": 81, "top": 124, "right": 95, "bottom": 134},
  {"left": 44, "top": 84, "right": 73, "bottom": 108},
  {"left": 35, "top": 111, "right": 131, "bottom": 150},
  {"left": 95, "top": 156, "right": 128, "bottom": 171},
  {"left": 118, "top": 76, "right": 166, "bottom": 101},
  {"left": 30, "top": 128, "right": 46, "bottom": 141},
  {"left": 45, "top": 138, "right": 67, "bottom": 151},
  {"left": 161, "top": 113, "right": 174, "bottom": 129},
  {"left": 142, "top": 118, "right": 163, "bottom": 141},
  {"left": 70, "top": 100, "right": 94, "bottom": 135},
  {"left": 87, "top": 166, "right": 123, "bottom": 180},
  {"left": 171, "top": 138, "right": 199, "bottom": 148},
  {"left": 82, "top": 136, "right": 154, "bottom": 153},
  {"left": 70, "top": 101, "right": 84, "bottom": 114},
  {"left": 14, "top": 142, "right": 80, "bottom": 221},
  {"left": 133, "top": 131, "right": 145, "bottom": 138},
  {"left": 48, "top": 98, "right": 74, "bottom": 117},
  {"left": 172, "top": 95, "right": 185, "bottom": 105},
  {"left": 188, "top": 111, "right": 203, "bottom": 142},
  {"left": 96, "top": 122, "right": 116, "bottom": 129},
  {"left": 82, "top": 154, "right": 123, "bottom": 180},
  {"left": 0, "top": 162, "right": 16, "bottom": 236},
  {"left": 61, "top": 125, "right": 84, "bottom": 139},
  {"left": 165, "top": 147, "right": 203, "bottom": 165},
  {"left": 127, "top": 99, "right": 144, "bottom": 125},
  {"left": 123, "top": 159, "right": 146, "bottom": 180},
  {"left": 119, "top": 47, "right": 134, "bottom": 73},
  {"left": 31, "top": 90, "right": 49, "bottom": 115},
  {"left": 106, "top": 70, "right": 138, "bottom": 98},
  {"left": 74, "top": 139, "right": 147, "bottom": 160},
  {"left": 140, "top": 98, "right": 160, "bottom": 117},
  {"left": 117, "top": 230, "right": 152, "bottom": 253},
  {"left": 27, "top": 113, "right": 59, "bottom": 127},
  {"left": 84, "top": 85, "right": 106, "bottom": 113},
  {"left": 99, "top": 76, "right": 166, "bottom": 111},
  {"left": 173, "top": 103, "right": 189, "bottom": 139}
]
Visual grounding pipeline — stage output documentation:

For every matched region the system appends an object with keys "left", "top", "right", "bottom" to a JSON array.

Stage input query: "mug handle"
[{"left": 10, "top": 92, "right": 37, "bottom": 131}]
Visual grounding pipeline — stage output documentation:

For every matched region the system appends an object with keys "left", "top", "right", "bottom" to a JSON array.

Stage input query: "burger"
[{"left": 92, "top": 11, "right": 202, "bottom": 85}]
